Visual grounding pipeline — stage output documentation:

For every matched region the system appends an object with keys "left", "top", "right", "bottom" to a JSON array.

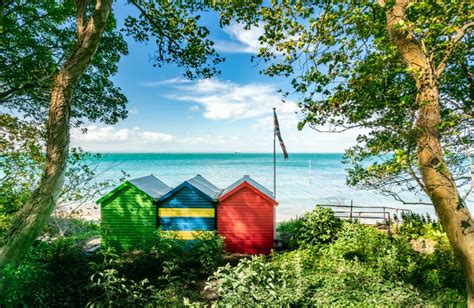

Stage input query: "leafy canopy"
[
  {"left": 224, "top": 0, "right": 473, "bottom": 203},
  {"left": 0, "top": 0, "right": 224, "bottom": 126}
]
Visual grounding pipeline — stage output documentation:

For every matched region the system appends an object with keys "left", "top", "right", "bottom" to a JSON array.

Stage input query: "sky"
[{"left": 71, "top": 3, "right": 360, "bottom": 153}]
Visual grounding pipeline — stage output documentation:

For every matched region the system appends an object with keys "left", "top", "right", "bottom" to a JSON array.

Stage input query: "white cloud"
[
  {"left": 140, "top": 131, "right": 174, "bottom": 143},
  {"left": 189, "top": 105, "right": 200, "bottom": 112},
  {"left": 128, "top": 107, "right": 139, "bottom": 115},
  {"left": 140, "top": 77, "right": 192, "bottom": 88},
  {"left": 72, "top": 79, "right": 362, "bottom": 153},
  {"left": 70, "top": 125, "right": 245, "bottom": 152},
  {"left": 215, "top": 23, "right": 264, "bottom": 54},
  {"left": 169, "top": 79, "right": 299, "bottom": 121},
  {"left": 71, "top": 126, "right": 174, "bottom": 144}
]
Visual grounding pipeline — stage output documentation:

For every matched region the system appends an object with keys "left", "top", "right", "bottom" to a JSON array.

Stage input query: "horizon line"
[{"left": 88, "top": 151, "right": 346, "bottom": 154}]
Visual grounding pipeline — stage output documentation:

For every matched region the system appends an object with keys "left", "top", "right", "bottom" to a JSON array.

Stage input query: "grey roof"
[
  {"left": 186, "top": 174, "right": 221, "bottom": 200},
  {"left": 129, "top": 175, "right": 171, "bottom": 199},
  {"left": 221, "top": 175, "right": 275, "bottom": 200}
]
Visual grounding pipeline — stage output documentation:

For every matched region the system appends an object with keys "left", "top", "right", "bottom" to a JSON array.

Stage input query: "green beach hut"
[{"left": 96, "top": 175, "right": 171, "bottom": 250}]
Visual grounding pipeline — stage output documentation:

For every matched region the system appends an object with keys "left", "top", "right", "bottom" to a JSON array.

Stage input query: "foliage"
[
  {"left": 220, "top": 0, "right": 473, "bottom": 204},
  {"left": 124, "top": 0, "right": 224, "bottom": 79},
  {"left": 1, "top": 214, "right": 465, "bottom": 306},
  {"left": 276, "top": 216, "right": 304, "bottom": 234},
  {"left": 399, "top": 212, "right": 442, "bottom": 240},
  {"left": 1, "top": 228, "right": 225, "bottom": 306},
  {"left": 0, "top": 237, "right": 97, "bottom": 307},
  {"left": 88, "top": 231, "right": 225, "bottom": 306},
  {"left": 0, "top": 114, "right": 124, "bottom": 241},
  {"left": 1, "top": 1, "right": 225, "bottom": 127},
  {"left": 0, "top": 0, "right": 129, "bottom": 127},
  {"left": 0, "top": 0, "right": 226, "bottom": 267},
  {"left": 44, "top": 218, "right": 100, "bottom": 241},
  {"left": 289, "top": 206, "right": 343, "bottom": 248},
  {"left": 210, "top": 221, "right": 466, "bottom": 306}
]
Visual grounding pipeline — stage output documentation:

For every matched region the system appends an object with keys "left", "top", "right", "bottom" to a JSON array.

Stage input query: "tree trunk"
[
  {"left": 384, "top": 1, "right": 474, "bottom": 306},
  {"left": 0, "top": 0, "right": 112, "bottom": 268},
  {"left": 416, "top": 72, "right": 474, "bottom": 307}
]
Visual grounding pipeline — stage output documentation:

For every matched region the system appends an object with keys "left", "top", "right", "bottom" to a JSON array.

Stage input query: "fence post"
[
  {"left": 388, "top": 213, "right": 391, "bottom": 237},
  {"left": 395, "top": 209, "right": 399, "bottom": 233},
  {"left": 350, "top": 200, "right": 353, "bottom": 221},
  {"left": 383, "top": 207, "right": 386, "bottom": 224}
]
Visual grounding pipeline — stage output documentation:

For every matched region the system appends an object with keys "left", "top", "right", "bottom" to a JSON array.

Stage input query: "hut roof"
[
  {"left": 129, "top": 175, "right": 172, "bottom": 199},
  {"left": 97, "top": 175, "right": 171, "bottom": 204},
  {"left": 159, "top": 174, "right": 221, "bottom": 202},
  {"left": 219, "top": 175, "right": 277, "bottom": 204},
  {"left": 187, "top": 175, "right": 221, "bottom": 200}
]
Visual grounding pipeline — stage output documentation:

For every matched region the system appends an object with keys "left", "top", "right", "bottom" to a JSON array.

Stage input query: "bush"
[
  {"left": 1, "top": 238, "right": 96, "bottom": 307},
  {"left": 210, "top": 248, "right": 422, "bottom": 306},
  {"left": 45, "top": 217, "right": 100, "bottom": 240},
  {"left": 1, "top": 229, "right": 225, "bottom": 307},
  {"left": 189, "top": 231, "right": 225, "bottom": 276},
  {"left": 400, "top": 212, "right": 441, "bottom": 240},
  {"left": 209, "top": 221, "right": 466, "bottom": 306},
  {"left": 88, "top": 231, "right": 225, "bottom": 306},
  {"left": 276, "top": 217, "right": 304, "bottom": 234},
  {"left": 291, "top": 206, "right": 343, "bottom": 248}
]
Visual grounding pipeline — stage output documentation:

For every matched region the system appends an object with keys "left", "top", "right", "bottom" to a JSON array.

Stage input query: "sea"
[{"left": 87, "top": 153, "right": 474, "bottom": 222}]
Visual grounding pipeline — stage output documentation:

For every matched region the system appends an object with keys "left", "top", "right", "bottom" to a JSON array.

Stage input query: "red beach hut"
[{"left": 217, "top": 175, "right": 278, "bottom": 254}]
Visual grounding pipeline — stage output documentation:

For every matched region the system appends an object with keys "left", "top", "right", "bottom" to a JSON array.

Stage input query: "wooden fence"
[{"left": 318, "top": 201, "right": 412, "bottom": 236}]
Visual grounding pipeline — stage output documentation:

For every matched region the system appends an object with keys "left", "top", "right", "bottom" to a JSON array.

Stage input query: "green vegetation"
[
  {"left": 211, "top": 209, "right": 465, "bottom": 306},
  {"left": 1, "top": 0, "right": 472, "bottom": 305},
  {"left": 0, "top": 208, "right": 466, "bottom": 306},
  {"left": 1, "top": 226, "right": 225, "bottom": 306},
  {"left": 220, "top": 1, "right": 474, "bottom": 298},
  {"left": 277, "top": 206, "right": 343, "bottom": 249},
  {"left": 0, "top": 0, "right": 224, "bottom": 268},
  {"left": 399, "top": 211, "right": 444, "bottom": 240}
]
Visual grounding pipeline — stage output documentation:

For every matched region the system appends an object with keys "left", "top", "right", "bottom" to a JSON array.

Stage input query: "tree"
[
  {"left": 0, "top": 114, "right": 126, "bottom": 239},
  {"left": 0, "top": 1, "right": 129, "bottom": 126},
  {"left": 220, "top": 0, "right": 473, "bottom": 303},
  {"left": 0, "top": 0, "right": 223, "bottom": 272}
]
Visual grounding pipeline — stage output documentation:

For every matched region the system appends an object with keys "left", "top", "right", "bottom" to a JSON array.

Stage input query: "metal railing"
[{"left": 318, "top": 201, "right": 412, "bottom": 235}]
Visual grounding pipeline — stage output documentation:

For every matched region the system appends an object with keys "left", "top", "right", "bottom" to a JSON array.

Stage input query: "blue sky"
[{"left": 71, "top": 2, "right": 360, "bottom": 153}]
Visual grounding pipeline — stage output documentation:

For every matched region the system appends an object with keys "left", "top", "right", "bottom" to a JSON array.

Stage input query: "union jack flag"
[{"left": 273, "top": 109, "right": 289, "bottom": 160}]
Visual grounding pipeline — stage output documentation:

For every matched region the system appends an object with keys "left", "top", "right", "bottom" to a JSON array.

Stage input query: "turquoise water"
[{"left": 93, "top": 153, "right": 467, "bottom": 221}]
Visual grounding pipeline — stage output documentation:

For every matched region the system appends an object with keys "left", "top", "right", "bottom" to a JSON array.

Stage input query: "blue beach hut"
[{"left": 156, "top": 175, "right": 221, "bottom": 239}]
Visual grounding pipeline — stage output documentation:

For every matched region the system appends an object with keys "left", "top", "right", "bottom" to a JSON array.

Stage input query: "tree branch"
[
  {"left": 435, "top": 21, "right": 474, "bottom": 77},
  {"left": 75, "top": 0, "right": 88, "bottom": 36},
  {"left": 383, "top": 0, "right": 430, "bottom": 74}
]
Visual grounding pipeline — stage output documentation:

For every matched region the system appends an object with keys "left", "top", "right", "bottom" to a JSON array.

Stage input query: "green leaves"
[
  {"left": 125, "top": 0, "right": 224, "bottom": 80},
  {"left": 211, "top": 221, "right": 466, "bottom": 306},
  {"left": 0, "top": 1, "right": 128, "bottom": 127},
  {"left": 226, "top": 0, "right": 472, "bottom": 203}
]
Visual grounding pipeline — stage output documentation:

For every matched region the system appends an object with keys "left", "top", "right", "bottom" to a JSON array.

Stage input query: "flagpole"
[{"left": 273, "top": 107, "right": 276, "bottom": 198}]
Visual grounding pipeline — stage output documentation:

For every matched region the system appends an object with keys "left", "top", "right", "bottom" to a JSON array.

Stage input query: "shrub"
[
  {"left": 292, "top": 206, "right": 343, "bottom": 248},
  {"left": 187, "top": 231, "right": 225, "bottom": 276},
  {"left": 209, "top": 221, "right": 466, "bottom": 306},
  {"left": 45, "top": 217, "right": 100, "bottom": 240},
  {"left": 276, "top": 217, "right": 304, "bottom": 234},
  {"left": 89, "top": 231, "right": 225, "bottom": 305},
  {"left": 400, "top": 212, "right": 441, "bottom": 240},
  {"left": 328, "top": 222, "right": 421, "bottom": 281},
  {"left": 209, "top": 255, "right": 292, "bottom": 306},
  {"left": 1, "top": 238, "right": 95, "bottom": 307},
  {"left": 87, "top": 252, "right": 182, "bottom": 307},
  {"left": 119, "top": 231, "right": 224, "bottom": 283},
  {"left": 210, "top": 248, "right": 422, "bottom": 306}
]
